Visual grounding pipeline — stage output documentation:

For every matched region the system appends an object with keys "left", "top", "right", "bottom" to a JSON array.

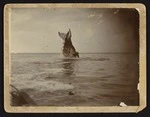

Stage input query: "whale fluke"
[
  {"left": 58, "top": 29, "right": 79, "bottom": 58},
  {"left": 58, "top": 32, "right": 67, "bottom": 41}
]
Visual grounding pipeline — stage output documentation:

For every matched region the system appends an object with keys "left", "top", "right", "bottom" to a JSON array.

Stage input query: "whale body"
[{"left": 58, "top": 29, "right": 79, "bottom": 58}]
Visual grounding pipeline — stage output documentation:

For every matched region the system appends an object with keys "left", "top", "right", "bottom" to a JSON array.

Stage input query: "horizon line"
[{"left": 10, "top": 52, "right": 138, "bottom": 54}]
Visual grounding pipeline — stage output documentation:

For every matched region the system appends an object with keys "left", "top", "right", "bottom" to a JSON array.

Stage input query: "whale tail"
[
  {"left": 58, "top": 32, "right": 66, "bottom": 41},
  {"left": 58, "top": 29, "right": 79, "bottom": 58},
  {"left": 66, "top": 29, "right": 72, "bottom": 40},
  {"left": 58, "top": 29, "right": 72, "bottom": 41}
]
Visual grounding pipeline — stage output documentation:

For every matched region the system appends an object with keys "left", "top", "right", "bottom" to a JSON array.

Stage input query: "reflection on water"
[
  {"left": 62, "top": 59, "right": 77, "bottom": 77},
  {"left": 11, "top": 53, "right": 139, "bottom": 106}
]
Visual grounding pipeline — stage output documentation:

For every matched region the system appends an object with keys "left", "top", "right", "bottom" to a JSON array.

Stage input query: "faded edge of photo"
[{"left": 4, "top": 3, "right": 146, "bottom": 113}]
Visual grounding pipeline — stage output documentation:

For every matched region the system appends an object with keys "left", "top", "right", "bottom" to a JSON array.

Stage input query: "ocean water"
[{"left": 11, "top": 53, "right": 139, "bottom": 106}]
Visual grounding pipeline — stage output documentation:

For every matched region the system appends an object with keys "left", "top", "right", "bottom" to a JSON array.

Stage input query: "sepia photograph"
[{"left": 4, "top": 4, "right": 146, "bottom": 113}]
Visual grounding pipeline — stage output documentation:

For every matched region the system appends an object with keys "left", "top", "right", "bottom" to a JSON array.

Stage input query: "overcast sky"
[{"left": 10, "top": 8, "right": 139, "bottom": 53}]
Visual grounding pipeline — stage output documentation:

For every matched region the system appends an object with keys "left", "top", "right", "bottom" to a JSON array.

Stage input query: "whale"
[{"left": 58, "top": 29, "right": 79, "bottom": 58}]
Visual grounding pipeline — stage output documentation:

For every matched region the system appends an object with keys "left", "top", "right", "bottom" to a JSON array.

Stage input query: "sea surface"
[{"left": 11, "top": 53, "right": 139, "bottom": 106}]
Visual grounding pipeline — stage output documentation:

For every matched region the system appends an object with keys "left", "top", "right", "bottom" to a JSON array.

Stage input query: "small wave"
[
  {"left": 57, "top": 57, "right": 109, "bottom": 62},
  {"left": 100, "top": 75, "right": 115, "bottom": 78},
  {"left": 32, "top": 61, "right": 51, "bottom": 65},
  {"left": 11, "top": 80, "right": 74, "bottom": 93},
  {"left": 80, "top": 57, "right": 110, "bottom": 61},
  {"left": 44, "top": 68, "right": 64, "bottom": 74}
]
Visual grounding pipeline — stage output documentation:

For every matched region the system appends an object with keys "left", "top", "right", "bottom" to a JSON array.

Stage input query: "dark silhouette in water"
[
  {"left": 58, "top": 29, "right": 79, "bottom": 58},
  {"left": 10, "top": 85, "right": 36, "bottom": 106}
]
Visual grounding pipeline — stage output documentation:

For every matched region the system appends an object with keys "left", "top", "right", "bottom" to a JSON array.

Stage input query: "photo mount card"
[{"left": 4, "top": 3, "right": 146, "bottom": 113}]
